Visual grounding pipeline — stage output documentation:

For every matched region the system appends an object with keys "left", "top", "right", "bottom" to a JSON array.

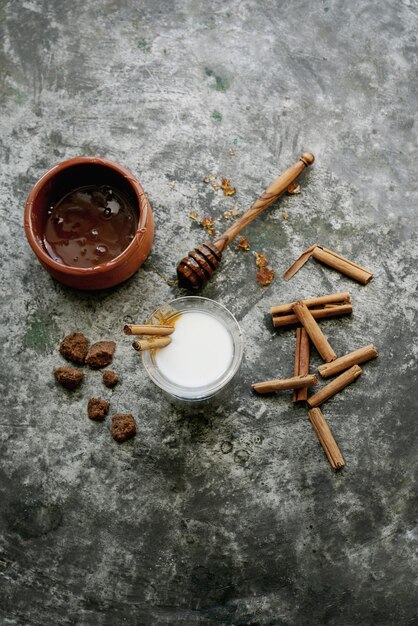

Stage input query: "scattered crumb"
[
  {"left": 103, "top": 370, "right": 119, "bottom": 388},
  {"left": 282, "top": 211, "right": 289, "bottom": 220},
  {"left": 111, "top": 414, "right": 137, "bottom": 443},
  {"left": 256, "top": 266, "right": 275, "bottom": 286},
  {"left": 201, "top": 216, "right": 214, "bottom": 228},
  {"left": 223, "top": 210, "right": 232, "bottom": 220},
  {"left": 209, "top": 175, "right": 216, "bottom": 181},
  {"left": 287, "top": 182, "right": 301, "bottom": 195},
  {"left": 202, "top": 176, "right": 210, "bottom": 184},
  {"left": 228, "top": 148, "right": 236, "bottom": 156},
  {"left": 88, "top": 398, "right": 110, "bottom": 421},
  {"left": 199, "top": 217, "right": 216, "bottom": 235},
  {"left": 221, "top": 177, "right": 236, "bottom": 196},
  {"left": 167, "top": 181, "right": 175, "bottom": 190},
  {"left": 54, "top": 366, "right": 84, "bottom": 390},
  {"left": 85, "top": 341, "right": 116, "bottom": 369},
  {"left": 231, "top": 206, "right": 239, "bottom": 217},
  {"left": 211, "top": 181, "right": 220, "bottom": 191},
  {"left": 237, "top": 236, "right": 250, "bottom": 251},
  {"left": 59, "top": 332, "right": 89, "bottom": 365},
  {"left": 255, "top": 252, "right": 268, "bottom": 268},
  {"left": 189, "top": 211, "right": 198, "bottom": 221}
]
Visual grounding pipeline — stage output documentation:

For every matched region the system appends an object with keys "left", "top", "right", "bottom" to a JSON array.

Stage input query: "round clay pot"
[{"left": 24, "top": 156, "right": 154, "bottom": 290}]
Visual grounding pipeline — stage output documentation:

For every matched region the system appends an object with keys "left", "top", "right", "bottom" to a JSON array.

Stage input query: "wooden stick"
[
  {"left": 124, "top": 324, "right": 174, "bottom": 336},
  {"left": 308, "top": 408, "right": 345, "bottom": 470},
  {"left": 312, "top": 246, "right": 373, "bottom": 285},
  {"left": 271, "top": 292, "right": 351, "bottom": 316},
  {"left": 292, "top": 301, "right": 337, "bottom": 362},
  {"left": 308, "top": 364, "right": 362, "bottom": 407},
  {"left": 293, "top": 328, "right": 310, "bottom": 403},
  {"left": 272, "top": 304, "right": 353, "bottom": 328},
  {"left": 132, "top": 337, "right": 172, "bottom": 352},
  {"left": 318, "top": 344, "right": 378, "bottom": 378},
  {"left": 252, "top": 374, "right": 317, "bottom": 394},
  {"left": 177, "top": 154, "right": 315, "bottom": 289},
  {"left": 213, "top": 153, "right": 315, "bottom": 254}
]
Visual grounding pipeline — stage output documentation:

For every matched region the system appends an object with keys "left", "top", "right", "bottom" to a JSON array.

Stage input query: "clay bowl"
[{"left": 24, "top": 156, "right": 154, "bottom": 290}]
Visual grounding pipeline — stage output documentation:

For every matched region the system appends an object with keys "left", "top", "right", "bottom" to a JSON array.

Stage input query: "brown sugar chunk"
[
  {"left": 103, "top": 370, "right": 119, "bottom": 388},
  {"left": 88, "top": 398, "right": 110, "bottom": 421},
  {"left": 111, "top": 414, "right": 136, "bottom": 443},
  {"left": 85, "top": 341, "right": 116, "bottom": 369},
  {"left": 54, "top": 366, "right": 84, "bottom": 390},
  {"left": 59, "top": 332, "right": 89, "bottom": 364}
]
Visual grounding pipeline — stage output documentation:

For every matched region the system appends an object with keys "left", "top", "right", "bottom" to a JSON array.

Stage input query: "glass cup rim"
[{"left": 141, "top": 296, "right": 244, "bottom": 400}]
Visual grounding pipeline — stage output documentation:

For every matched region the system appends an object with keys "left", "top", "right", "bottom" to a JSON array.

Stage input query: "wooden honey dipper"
[{"left": 177, "top": 152, "right": 315, "bottom": 289}]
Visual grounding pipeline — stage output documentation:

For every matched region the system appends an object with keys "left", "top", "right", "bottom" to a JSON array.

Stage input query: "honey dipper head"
[
  {"left": 300, "top": 152, "right": 315, "bottom": 166},
  {"left": 177, "top": 242, "right": 222, "bottom": 289}
]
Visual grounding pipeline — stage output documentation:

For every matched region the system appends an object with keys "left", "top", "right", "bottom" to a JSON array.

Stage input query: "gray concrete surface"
[{"left": 1, "top": 1, "right": 417, "bottom": 625}]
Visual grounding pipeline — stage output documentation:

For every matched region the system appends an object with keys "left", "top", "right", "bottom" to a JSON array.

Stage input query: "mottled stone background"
[{"left": 0, "top": 1, "right": 417, "bottom": 625}]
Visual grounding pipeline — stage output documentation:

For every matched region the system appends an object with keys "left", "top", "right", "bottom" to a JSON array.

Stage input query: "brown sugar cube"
[
  {"left": 88, "top": 398, "right": 110, "bottom": 421},
  {"left": 85, "top": 341, "right": 116, "bottom": 369},
  {"left": 111, "top": 414, "right": 136, "bottom": 443},
  {"left": 59, "top": 332, "right": 89, "bottom": 364},
  {"left": 54, "top": 366, "right": 84, "bottom": 390},
  {"left": 103, "top": 370, "right": 119, "bottom": 388}
]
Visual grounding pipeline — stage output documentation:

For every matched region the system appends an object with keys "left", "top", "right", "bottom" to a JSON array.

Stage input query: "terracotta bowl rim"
[{"left": 24, "top": 155, "right": 151, "bottom": 276}]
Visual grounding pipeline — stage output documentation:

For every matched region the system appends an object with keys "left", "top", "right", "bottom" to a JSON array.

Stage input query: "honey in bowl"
[
  {"left": 24, "top": 157, "right": 154, "bottom": 290},
  {"left": 43, "top": 185, "right": 138, "bottom": 268}
]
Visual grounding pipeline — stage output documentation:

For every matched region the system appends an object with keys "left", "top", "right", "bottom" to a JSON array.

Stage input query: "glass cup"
[{"left": 141, "top": 296, "right": 244, "bottom": 402}]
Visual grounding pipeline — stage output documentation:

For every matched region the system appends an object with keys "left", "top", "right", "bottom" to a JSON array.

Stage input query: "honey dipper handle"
[{"left": 214, "top": 152, "right": 314, "bottom": 253}]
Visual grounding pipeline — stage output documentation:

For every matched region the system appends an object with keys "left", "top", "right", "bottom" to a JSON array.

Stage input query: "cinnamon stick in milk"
[
  {"left": 318, "top": 344, "right": 378, "bottom": 378},
  {"left": 293, "top": 328, "right": 310, "bottom": 403},
  {"left": 292, "top": 301, "right": 337, "bottom": 363},
  {"left": 252, "top": 374, "right": 317, "bottom": 394},
  {"left": 308, "top": 408, "right": 345, "bottom": 471},
  {"left": 308, "top": 364, "right": 362, "bottom": 408},
  {"left": 132, "top": 337, "right": 172, "bottom": 352},
  {"left": 124, "top": 324, "right": 174, "bottom": 336}
]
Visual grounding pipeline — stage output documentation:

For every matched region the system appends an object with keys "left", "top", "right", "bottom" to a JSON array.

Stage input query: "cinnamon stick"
[
  {"left": 312, "top": 246, "right": 373, "bottom": 285},
  {"left": 292, "top": 328, "right": 301, "bottom": 402},
  {"left": 252, "top": 374, "right": 317, "bottom": 394},
  {"left": 293, "top": 328, "right": 310, "bottom": 403},
  {"left": 318, "top": 344, "right": 378, "bottom": 378},
  {"left": 308, "top": 408, "right": 345, "bottom": 470},
  {"left": 283, "top": 244, "right": 373, "bottom": 284},
  {"left": 272, "top": 304, "right": 353, "bottom": 328},
  {"left": 271, "top": 292, "right": 351, "bottom": 316},
  {"left": 292, "top": 301, "right": 337, "bottom": 363},
  {"left": 124, "top": 324, "right": 174, "bottom": 336},
  {"left": 132, "top": 337, "right": 172, "bottom": 352},
  {"left": 283, "top": 243, "right": 317, "bottom": 280},
  {"left": 308, "top": 364, "right": 362, "bottom": 408}
]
